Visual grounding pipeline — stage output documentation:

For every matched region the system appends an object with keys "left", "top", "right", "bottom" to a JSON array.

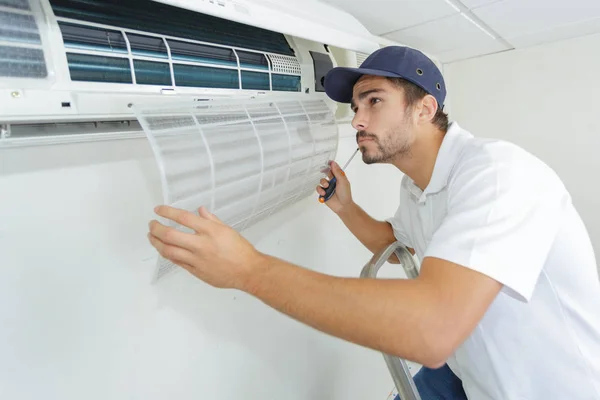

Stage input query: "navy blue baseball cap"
[{"left": 324, "top": 46, "right": 446, "bottom": 109}]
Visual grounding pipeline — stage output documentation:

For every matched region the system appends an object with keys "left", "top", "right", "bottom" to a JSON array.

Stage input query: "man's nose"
[{"left": 352, "top": 110, "right": 368, "bottom": 131}]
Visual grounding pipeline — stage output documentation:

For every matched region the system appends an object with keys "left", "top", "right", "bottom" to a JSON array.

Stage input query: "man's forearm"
[
  {"left": 337, "top": 202, "right": 402, "bottom": 259},
  {"left": 244, "top": 254, "right": 446, "bottom": 368}
]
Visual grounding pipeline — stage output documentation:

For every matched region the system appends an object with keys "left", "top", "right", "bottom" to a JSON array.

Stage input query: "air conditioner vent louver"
[{"left": 0, "top": 0, "right": 47, "bottom": 78}]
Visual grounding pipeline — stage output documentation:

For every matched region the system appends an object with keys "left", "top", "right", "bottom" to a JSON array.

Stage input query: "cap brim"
[{"left": 324, "top": 67, "right": 401, "bottom": 103}]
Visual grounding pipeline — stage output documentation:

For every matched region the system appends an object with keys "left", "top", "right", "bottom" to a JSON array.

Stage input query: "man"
[{"left": 147, "top": 46, "right": 600, "bottom": 399}]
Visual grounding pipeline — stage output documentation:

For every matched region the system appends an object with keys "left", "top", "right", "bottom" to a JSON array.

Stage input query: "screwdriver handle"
[
  {"left": 319, "top": 148, "right": 358, "bottom": 203},
  {"left": 319, "top": 176, "right": 338, "bottom": 203}
]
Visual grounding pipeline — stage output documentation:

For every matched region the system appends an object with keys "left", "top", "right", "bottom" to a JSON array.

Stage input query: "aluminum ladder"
[{"left": 360, "top": 241, "right": 422, "bottom": 400}]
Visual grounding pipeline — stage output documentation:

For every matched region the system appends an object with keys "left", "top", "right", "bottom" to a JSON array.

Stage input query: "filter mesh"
[
  {"left": 0, "top": 0, "right": 48, "bottom": 79},
  {"left": 135, "top": 96, "right": 339, "bottom": 281}
]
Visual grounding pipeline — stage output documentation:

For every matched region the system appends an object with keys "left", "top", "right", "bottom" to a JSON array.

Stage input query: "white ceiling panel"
[
  {"left": 508, "top": 16, "right": 600, "bottom": 48},
  {"left": 318, "top": 0, "right": 458, "bottom": 36},
  {"left": 383, "top": 13, "right": 496, "bottom": 54},
  {"left": 458, "top": 0, "right": 503, "bottom": 10},
  {"left": 473, "top": 0, "right": 600, "bottom": 40},
  {"left": 316, "top": 0, "right": 600, "bottom": 64},
  {"left": 436, "top": 39, "right": 510, "bottom": 63}
]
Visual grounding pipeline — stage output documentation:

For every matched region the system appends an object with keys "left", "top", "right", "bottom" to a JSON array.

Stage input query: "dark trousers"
[{"left": 394, "top": 363, "right": 468, "bottom": 400}]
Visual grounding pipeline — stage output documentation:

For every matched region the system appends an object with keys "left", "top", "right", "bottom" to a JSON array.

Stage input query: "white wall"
[
  {"left": 0, "top": 124, "right": 408, "bottom": 400},
  {"left": 443, "top": 32, "right": 600, "bottom": 267}
]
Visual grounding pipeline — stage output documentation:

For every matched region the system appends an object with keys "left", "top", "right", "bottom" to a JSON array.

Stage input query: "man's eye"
[{"left": 370, "top": 98, "right": 381, "bottom": 105}]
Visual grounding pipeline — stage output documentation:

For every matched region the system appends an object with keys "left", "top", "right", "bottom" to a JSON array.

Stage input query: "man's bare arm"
[
  {"left": 338, "top": 202, "right": 415, "bottom": 262},
  {"left": 316, "top": 161, "right": 414, "bottom": 262},
  {"left": 244, "top": 254, "right": 502, "bottom": 368},
  {"left": 149, "top": 205, "right": 502, "bottom": 369}
]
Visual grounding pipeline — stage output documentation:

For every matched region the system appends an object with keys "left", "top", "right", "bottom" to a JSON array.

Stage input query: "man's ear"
[{"left": 418, "top": 95, "right": 438, "bottom": 124}]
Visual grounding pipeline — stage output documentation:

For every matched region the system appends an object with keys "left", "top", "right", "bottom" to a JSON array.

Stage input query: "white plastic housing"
[{"left": 153, "top": 0, "right": 380, "bottom": 54}]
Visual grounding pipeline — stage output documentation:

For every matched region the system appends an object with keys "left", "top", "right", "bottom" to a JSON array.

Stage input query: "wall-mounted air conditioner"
[{"left": 0, "top": 0, "right": 380, "bottom": 146}]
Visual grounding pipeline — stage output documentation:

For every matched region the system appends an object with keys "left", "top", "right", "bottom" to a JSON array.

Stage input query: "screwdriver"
[{"left": 319, "top": 147, "right": 360, "bottom": 203}]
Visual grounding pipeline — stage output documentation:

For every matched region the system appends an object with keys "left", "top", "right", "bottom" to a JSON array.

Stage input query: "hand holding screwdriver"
[{"left": 317, "top": 148, "right": 359, "bottom": 213}]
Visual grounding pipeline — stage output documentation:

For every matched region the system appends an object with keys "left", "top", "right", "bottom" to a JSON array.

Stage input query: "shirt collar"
[{"left": 406, "top": 121, "right": 473, "bottom": 202}]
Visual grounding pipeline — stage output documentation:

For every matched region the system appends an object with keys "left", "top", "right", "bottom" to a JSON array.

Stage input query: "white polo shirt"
[{"left": 387, "top": 122, "right": 600, "bottom": 399}]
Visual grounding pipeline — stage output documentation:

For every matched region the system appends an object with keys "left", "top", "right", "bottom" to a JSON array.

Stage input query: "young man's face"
[{"left": 350, "top": 75, "right": 416, "bottom": 164}]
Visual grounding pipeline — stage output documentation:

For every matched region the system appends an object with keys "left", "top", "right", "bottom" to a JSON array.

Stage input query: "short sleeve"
[
  {"left": 386, "top": 212, "right": 412, "bottom": 248},
  {"left": 423, "top": 147, "right": 568, "bottom": 302}
]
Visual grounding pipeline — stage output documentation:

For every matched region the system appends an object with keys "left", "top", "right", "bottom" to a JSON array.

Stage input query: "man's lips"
[{"left": 358, "top": 137, "right": 374, "bottom": 144}]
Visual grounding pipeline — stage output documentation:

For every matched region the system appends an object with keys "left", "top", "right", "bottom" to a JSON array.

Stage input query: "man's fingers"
[
  {"left": 330, "top": 161, "right": 347, "bottom": 180},
  {"left": 147, "top": 233, "right": 195, "bottom": 266},
  {"left": 316, "top": 178, "right": 329, "bottom": 196},
  {"left": 149, "top": 220, "right": 200, "bottom": 250},
  {"left": 155, "top": 205, "right": 210, "bottom": 233},
  {"left": 173, "top": 260, "right": 195, "bottom": 274},
  {"left": 198, "top": 206, "right": 223, "bottom": 225},
  {"left": 147, "top": 233, "right": 196, "bottom": 274},
  {"left": 326, "top": 163, "right": 334, "bottom": 180}
]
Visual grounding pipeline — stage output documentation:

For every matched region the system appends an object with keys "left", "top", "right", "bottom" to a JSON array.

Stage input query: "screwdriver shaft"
[{"left": 342, "top": 148, "right": 360, "bottom": 170}]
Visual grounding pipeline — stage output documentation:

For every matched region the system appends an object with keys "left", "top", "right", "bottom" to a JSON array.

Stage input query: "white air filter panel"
[{"left": 135, "top": 96, "right": 339, "bottom": 281}]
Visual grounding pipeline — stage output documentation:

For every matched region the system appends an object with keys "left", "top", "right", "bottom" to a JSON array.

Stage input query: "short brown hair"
[{"left": 386, "top": 77, "right": 449, "bottom": 132}]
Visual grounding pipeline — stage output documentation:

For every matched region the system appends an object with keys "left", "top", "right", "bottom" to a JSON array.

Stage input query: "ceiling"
[{"left": 318, "top": 0, "right": 600, "bottom": 63}]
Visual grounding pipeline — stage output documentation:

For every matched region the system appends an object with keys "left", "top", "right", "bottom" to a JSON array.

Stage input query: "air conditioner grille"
[
  {"left": 49, "top": 0, "right": 295, "bottom": 56},
  {"left": 55, "top": 18, "right": 302, "bottom": 92},
  {"left": 356, "top": 51, "right": 369, "bottom": 67},
  {"left": 268, "top": 54, "right": 301, "bottom": 75}
]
